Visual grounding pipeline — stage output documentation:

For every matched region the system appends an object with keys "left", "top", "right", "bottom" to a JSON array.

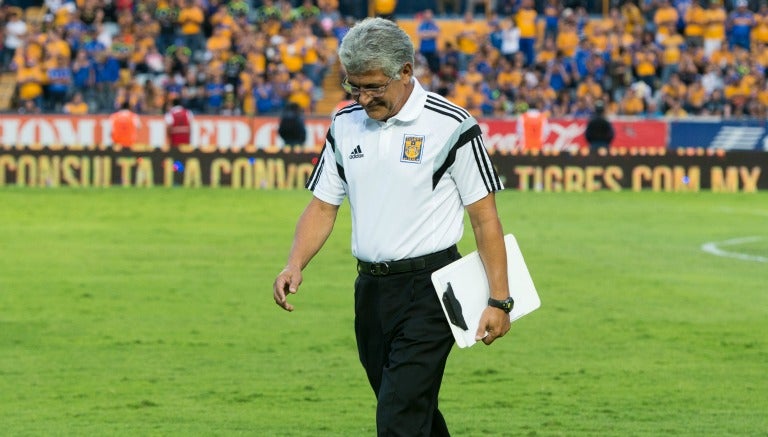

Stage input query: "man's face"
[{"left": 345, "top": 65, "right": 413, "bottom": 122}]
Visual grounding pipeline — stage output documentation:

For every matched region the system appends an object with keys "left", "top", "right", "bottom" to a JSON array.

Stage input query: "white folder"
[{"left": 431, "top": 234, "right": 541, "bottom": 348}]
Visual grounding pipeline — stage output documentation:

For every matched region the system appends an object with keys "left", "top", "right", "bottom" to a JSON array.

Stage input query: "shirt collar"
[{"left": 392, "top": 78, "right": 427, "bottom": 124}]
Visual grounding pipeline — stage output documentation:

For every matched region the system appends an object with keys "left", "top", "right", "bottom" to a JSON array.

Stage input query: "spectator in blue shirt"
[
  {"left": 81, "top": 31, "right": 106, "bottom": 60},
  {"left": 71, "top": 50, "right": 94, "bottom": 95},
  {"left": 417, "top": 9, "right": 441, "bottom": 74},
  {"left": 728, "top": 0, "right": 755, "bottom": 51},
  {"left": 63, "top": 14, "right": 89, "bottom": 54},
  {"left": 253, "top": 75, "right": 276, "bottom": 114},
  {"left": 93, "top": 49, "right": 121, "bottom": 112},
  {"left": 544, "top": 53, "right": 572, "bottom": 93},
  {"left": 46, "top": 54, "right": 73, "bottom": 112},
  {"left": 205, "top": 72, "right": 226, "bottom": 114}
]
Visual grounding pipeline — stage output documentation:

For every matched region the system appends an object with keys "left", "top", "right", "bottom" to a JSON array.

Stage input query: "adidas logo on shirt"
[{"left": 349, "top": 145, "right": 364, "bottom": 159}]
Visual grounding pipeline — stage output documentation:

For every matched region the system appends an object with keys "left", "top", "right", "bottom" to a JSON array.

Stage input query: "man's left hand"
[{"left": 475, "top": 306, "right": 511, "bottom": 345}]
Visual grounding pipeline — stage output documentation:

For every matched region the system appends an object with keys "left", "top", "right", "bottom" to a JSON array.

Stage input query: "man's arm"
[
  {"left": 272, "top": 196, "right": 340, "bottom": 312},
  {"left": 466, "top": 193, "right": 511, "bottom": 345}
]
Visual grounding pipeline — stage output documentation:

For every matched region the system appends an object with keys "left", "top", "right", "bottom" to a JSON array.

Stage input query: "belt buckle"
[{"left": 370, "top": 262, "right": 390, "bottom": 276}]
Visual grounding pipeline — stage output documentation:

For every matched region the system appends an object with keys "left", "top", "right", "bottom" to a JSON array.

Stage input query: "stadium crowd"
[{"left": 2, "top": 0, "right": 768, "bottom": 119}]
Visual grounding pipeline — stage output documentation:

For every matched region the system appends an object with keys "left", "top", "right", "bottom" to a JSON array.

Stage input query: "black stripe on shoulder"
[
  {"left": 426, "top": 95, "right": 471, "bottom": 120},
  {"left": 426, "top": 94, "right": 471, "bottom": 118},
  {"left": 306, "top": 145, "right": 326, "bottom": 191},
  {"left": 425, "top": 103, "right": 463, "bottom": 123},
  {"left": 337, "top": 162, "right": 346, "bottom": 184},
  {"left": 473, "top": 136, "right": 502, "bottom": 192},
  {"left": 431, "top": 124, "right": 483, "bottom": 189},
  {"left": 326, "top": 128, "right": 336, "bottom": 153},
  {"left": 334, "top": 104, "right": 364, "bottom": 118},
  {"left": 305, "top": 146, "right": 346, "bottom": 189}
]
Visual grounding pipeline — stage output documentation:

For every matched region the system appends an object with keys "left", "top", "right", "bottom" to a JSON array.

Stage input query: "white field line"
[{"left": 701, "top": 237, "right": 768, "bottom": 263}]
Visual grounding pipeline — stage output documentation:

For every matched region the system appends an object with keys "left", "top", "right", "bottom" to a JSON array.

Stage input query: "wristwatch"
[{"left": 488, "top": 296, "right": 515, "bottom": 313}]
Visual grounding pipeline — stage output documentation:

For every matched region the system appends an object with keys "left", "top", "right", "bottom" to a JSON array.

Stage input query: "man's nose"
[{"left": 356, "top": 93, "right": 374, "bottom": 105}]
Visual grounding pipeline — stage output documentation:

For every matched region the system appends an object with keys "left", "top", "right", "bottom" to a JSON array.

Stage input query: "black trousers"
[{"left": 354, "top": 247, "right": 460, "bottom": 437}]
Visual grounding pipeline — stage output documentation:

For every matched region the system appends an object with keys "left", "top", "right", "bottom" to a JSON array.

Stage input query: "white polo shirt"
[{"left": 306, "top": 79, "right": 503, "bottom": 262}]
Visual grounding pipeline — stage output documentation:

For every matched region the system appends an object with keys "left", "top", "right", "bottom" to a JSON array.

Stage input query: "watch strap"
[{"left": 488, "top": 296, "right": 514, "bottom": 313}]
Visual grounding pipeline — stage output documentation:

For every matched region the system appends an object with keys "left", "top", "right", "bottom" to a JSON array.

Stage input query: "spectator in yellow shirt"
[
  {"left": 723, "top": 73, "right": 748, "bottom": 114},
  {"left": 301, "top": 25, "right": 325, "bottom": 87},
  {"left": 634, "top": 44, "right": 659, "bottom": 90},
  {"left": 589, "top": 24, "right": 609, "bottom": 54},
  {"left": 279, "top": 28, "right": 306, "bottom": 75},
  {"left": 684, "top": 0, "right": 707, "bottom": 47},
  {"left": 449, "top": 74, "right": 473, "bottom": 108},
  {"left": 63, "top": 92, "right": 90, "bottom": 115},
  {"left": 556, "top": 20, "right": 579, "bottom": 59},
  {"left": 619, "top": 87, "right": 645, "bottom": 115},
  {"left": 576, "top": 74, "right": 604, "bottom": 101},
  {"left": 207, "top": 25, "right": 232, "bottom": 62},
  {"left": 210, "top": 4, "right": 238, "bottom": 40},
  {"left": 754, "top": 42, "right": 768, "bottom": 69},
  {"left": 287, "top": 71, "right": 314, "bottom": 112},
  {"left": 664, "top": 98, "right": 688, "bottom": 117},
  {"left": 756, "top": 78, "right": 768, "bottom": 112},
  {"left": 44, "top": 28, "right": 71, "bottom": 62},
  {"left": 534, "top": 37, "right": 556, "bottom": 69},
  {"left": 684, "top": 77, "right": 707, "bottom": 114},
  {"left": 660, "top": 73, "right": 687, "bottom": 112},
  {"left": 464, "top": 82, "right": 485, "bottom": 118},
  {"left": 653, "top": 0, "right": 679, "bottom": 42},
  {"left": 531, "top": 80, "right": 557, "bottom": 109},
  {"left": 660, "top": 26, "right": 685, "bottom": 83},
  {"left": 704, "top": 1, "right": 727, "bottom": 58},
  {"left": 463, "top": 61, "right": 484, "bottom": 87},
  {"left": 456, "top": 12, "right": 486, "bottom": 73},
  {"left": 244, "top": 34, "right": 268, "bottom": 78},
  {"left": 516, "top": 0, "right": 537, "bottom": 66},
  {"left": 16, "top": 58, "right": 46, "bottom": 109},
  {"left": 708, "top": 42, "right": 735, "bottom": 69},
  {"left": 621, "top": 0, "right": 645, "bottom": 35},
  {"left": 238, "top": 63, "right": 259, "bottom": 115},
  {"left": 496, "top": 58, "right": 522, "bottom": 97},
  {"left": 752, "top": 5, "right": 768, "bottom": 45},
  {"left": 178, "top": 0, "right": 206, "bottom": 57}
]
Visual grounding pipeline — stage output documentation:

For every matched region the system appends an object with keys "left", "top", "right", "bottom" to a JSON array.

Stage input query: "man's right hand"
[{"left": 273, "top": 266, "right": 302, "bottom": 312}]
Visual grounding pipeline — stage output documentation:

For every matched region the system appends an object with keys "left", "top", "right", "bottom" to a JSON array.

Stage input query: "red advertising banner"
[
  {"left": 479, "top": 118, "right": 667, "bottom": 153},
  {"left": 0, "top": 115, "right": 329, "bottom": 151},
  {"left": 0, "top": 115, "right": 667, "bottom": 151}
]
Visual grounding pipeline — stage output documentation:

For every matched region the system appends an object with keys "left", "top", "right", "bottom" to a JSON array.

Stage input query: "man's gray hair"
[{"left": 338, "top": 17, "right": 415, "bottom": 78}]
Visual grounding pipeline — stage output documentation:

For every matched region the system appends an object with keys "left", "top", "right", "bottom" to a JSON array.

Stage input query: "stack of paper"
[{"left": 431, "top": 234, "right": 541, "bottom": 348}]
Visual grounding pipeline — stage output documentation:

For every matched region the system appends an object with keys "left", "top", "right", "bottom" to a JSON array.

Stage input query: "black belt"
[{"left": 357, "top": 245, "right": 458, "bottom": 276}]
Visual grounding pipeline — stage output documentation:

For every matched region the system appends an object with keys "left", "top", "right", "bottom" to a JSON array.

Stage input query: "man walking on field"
[{"left": 273, "top": 18, "right": 513, "bottom": 436}]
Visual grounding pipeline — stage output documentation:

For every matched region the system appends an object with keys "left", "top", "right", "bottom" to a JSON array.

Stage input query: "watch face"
[{"left": 502, "top": 298, "right": 514, "bottom": 312}]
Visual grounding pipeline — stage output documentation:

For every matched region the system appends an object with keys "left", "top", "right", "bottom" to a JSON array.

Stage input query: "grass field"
[{"left": 0, "top": 188, "right": 766, "bottom": 436}]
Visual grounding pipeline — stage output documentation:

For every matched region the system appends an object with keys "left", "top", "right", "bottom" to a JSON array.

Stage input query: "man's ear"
[{"left": 400, "top": 63, "right": 414, "bottom": 81}]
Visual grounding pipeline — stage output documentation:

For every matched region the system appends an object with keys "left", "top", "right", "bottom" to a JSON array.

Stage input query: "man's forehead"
[{"left": 346, "top": 70, "right": 388, "bottom": 84}]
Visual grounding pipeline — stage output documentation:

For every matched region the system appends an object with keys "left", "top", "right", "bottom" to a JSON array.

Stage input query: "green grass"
[{"left": 0, "top": 188, "right": 766, "bottom": 436}]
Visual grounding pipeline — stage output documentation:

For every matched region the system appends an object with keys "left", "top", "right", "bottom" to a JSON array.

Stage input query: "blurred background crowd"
[{"left": 2, "top": 0, "right": 768, "bottom": 119}]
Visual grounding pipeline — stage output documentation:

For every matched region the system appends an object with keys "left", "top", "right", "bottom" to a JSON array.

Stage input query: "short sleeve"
[
  {"left": 449, "top": 123, "right": 504, "bottom": 205},
  {"left": 305, "top": 128, "right": 346, "bottom": 206}
]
